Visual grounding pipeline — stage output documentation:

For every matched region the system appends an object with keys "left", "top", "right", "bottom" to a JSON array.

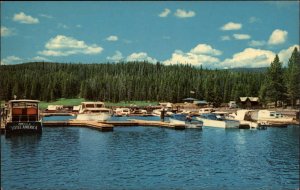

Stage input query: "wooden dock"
[
  {"left": 43, "top": 119, "right": 185, "bottom": 130},
  {"left": 104, "top": 119, "right": 186, "bottom": 130},
  {"left": 43, "top": 120, "right": 114, "bottom": 132}
]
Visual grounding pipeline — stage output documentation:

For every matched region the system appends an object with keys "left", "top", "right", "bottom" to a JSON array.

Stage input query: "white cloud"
[
  {"left": 107, "top": 51, "right": 124, "bottom": 62},
  {"left": 1, "top": 26, "right": 15, "bottom": 37},
  {"left": 233, "top": 34, "right": 251, "bottom": 40},
  {"left": 221, "top": 35, "right": 231, "bottom": 41},
  {"left": 38, "top": 35, "right": 103, "bottom": 56},
  {"left": 174, "top": 9, "right": 196, "bottom": 18},
  {"left": 13, "top": 12, "right": 39, "bottom": 24},
  {"left": 159, "top": 8, "right": 171, "bottom": 17},
  {"left": 1, "top": 56, "right": 22, "bottom": 65},
  {"left": 220, "top": 48, "right": 275, "bottom": 68},
  {"left": 190, "top": 44, "right": 222, "bottom": 56},
  {"left": 249, "top": 40, "right": 266, "bottom": 47},
  {"left": 106, "top": 35, "right": 118, "bottom": 41},
  {"left": 39, "top": 14, "right": 53, "bottom": 19},
  {"left": 126, "top": 52, "right": 157, "bottom": 63},
  {"left": 221, "top": 22, "right": 242, "bottom": 31},
  {"left": 0, "top": 55, "right": 52, "bottom": 65},
  {"left": 163, "top": 44, "right": 221, "bottom": 67},
  {"left": 278, "top": 44, "right": 300, "bottom": 66},
  {"left": 268, "top": 29, "right": 288, "bottom": 45},
  {"left": 31, "top": 56, "right": 51, "bottom": 62},
  {"left": 76, "top": 24, "right": 82, "bottom": 28}
]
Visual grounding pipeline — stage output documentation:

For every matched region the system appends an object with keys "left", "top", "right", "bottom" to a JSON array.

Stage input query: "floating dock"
[
  {"left": 43, "top": 119, "right": 186, "bottom": 131},
  {"left": 104, "top": 119, "right": 186, "bottom": 130},
  {"left": 43, "top": 120, "right": 114, "bottom": 131}
]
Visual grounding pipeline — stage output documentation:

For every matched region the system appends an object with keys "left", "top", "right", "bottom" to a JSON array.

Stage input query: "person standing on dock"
[{"left": 161, "top": 108, "right": 165, "bottom": 122}]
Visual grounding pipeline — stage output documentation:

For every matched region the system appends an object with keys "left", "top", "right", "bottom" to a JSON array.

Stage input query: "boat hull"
[
  {"left": 76, "top": 113, "right": 111, "bottom": 121},
  {"left": 169, "top": 118, "right": 202, "bottom": 129},
  {"left": 5, "top": 121, "right": 42, "bottom": 134},
  {"left": 239, "top": 120, "right": 267, "bottom": 130},
  {"left": 196, "top": 118, "right": 239, "bottom": 128}
]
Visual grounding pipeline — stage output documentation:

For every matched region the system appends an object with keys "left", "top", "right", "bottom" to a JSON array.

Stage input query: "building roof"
[
  {"left": 183, "top": 98, "right": 198, "bottom": 101},
  {"left": 194, "top": 100, "right": 208, "bottom": 104},
  {"left": 240, "top": 97, "right": 259, "bottom": 102}
]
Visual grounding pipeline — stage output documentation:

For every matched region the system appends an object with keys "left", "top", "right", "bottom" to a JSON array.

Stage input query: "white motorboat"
[
  {"left": 196, "top": 113, "right": 239, "bottom": 129},
  {"left": 169, "top": 114, "right": 203, "bottom": 129},
  {"left": 198, "top": 108, "right": 215, "bottom": 115},
  {"left": 228, "top": 110, "right": 266, "bottom": 130},
  {"left": 114, "top": 108, "right": 130, "bottom": 117},
  {"left": 76, "top": 102, "right": 111, "bottom": 121},
  {"left": 257, "top": 110, "right": 294, "bottom": 123},
  {"left": 152, "top": 109, "right": 173, "bottom": 117}
]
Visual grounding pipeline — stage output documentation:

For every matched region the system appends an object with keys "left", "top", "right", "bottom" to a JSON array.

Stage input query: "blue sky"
[{"left": 1, "top": 1, "right": 299, "bottom": 68}]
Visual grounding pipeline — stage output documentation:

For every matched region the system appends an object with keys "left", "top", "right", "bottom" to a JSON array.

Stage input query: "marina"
[
  {"left": 42, "top": 119, "right": 186, "bottom": 130},
  {"left": 1, "top": 1, "right": 299, "bottom": 189}
]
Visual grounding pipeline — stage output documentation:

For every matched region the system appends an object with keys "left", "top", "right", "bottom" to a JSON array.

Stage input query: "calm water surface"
[{"left": 1, "top": 116, "right": 299, "bottom": 189}]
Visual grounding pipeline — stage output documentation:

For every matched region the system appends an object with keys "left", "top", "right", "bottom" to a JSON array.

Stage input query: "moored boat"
[
  {"left": 114, "top": 108, "right": 131, "bottom": 117},
  {"left": 169, "top": 114, "right": 203, "bottom": 129},
  {"left": 198, "top": 108, "right": 215, "bottom": 115},
  {"left": 152, "top": 109, "right": 173, "bottom": 117},
  {"left": 257, "top": 110, "right": 294, "bottom": 123},
  {"left": 196, "top": 113, "right": 239, "bottom": 129},
  {"left": 76, "top": 102, "right": 112, "bottom": 121},
  {"left": 5, "top": 99, "right": 43, "bottom": 134},
  {"left": 228, "top": 109, "right": 266, "bottom": 130}
]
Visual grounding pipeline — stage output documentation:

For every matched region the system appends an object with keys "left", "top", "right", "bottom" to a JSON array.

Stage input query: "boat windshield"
[
  {"left": 12, "top": 102, "right": 38, "bottom": 108},
  {"left": 172, "top": 114, "right": 188, "bottom": 121},
  {"left": 96, "top": 104, "right": 104, "bottom": 108},
  {"left": 200, "top": 113, "right": 220, "bottom": 120}
]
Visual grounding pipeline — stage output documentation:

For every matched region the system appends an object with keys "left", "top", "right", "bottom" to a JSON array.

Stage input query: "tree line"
[{"left": 0, "top": 47, "right": 299, "bottom": 107}]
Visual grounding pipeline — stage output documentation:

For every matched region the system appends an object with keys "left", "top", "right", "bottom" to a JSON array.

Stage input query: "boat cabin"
[
  {"left": 5, "top": 99, "right": 42, "bottom": 134},
  {"left": 78, "top": 102, "right": 111, "bottom": 114},
  {"left": 258, "top": 110, "right": 283, "bottom": 119},
  {"left": 115, "top": 108, "right": 131, "bottom": 116},
  {"left": 7, "top": 100, "right": 40, "bottom": 122}
]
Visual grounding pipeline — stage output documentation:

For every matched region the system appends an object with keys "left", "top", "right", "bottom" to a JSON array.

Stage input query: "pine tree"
[
  {"left": 285, "top": 47, "right": 300, "bottom": 107},
  {"left": 265, "top": 55, "right": 286, "bottom": 107}
]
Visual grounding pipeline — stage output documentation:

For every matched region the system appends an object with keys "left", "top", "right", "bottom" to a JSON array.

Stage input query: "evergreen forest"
[{"left": 1, "top": 47, "right": 299, "bottom": 107}]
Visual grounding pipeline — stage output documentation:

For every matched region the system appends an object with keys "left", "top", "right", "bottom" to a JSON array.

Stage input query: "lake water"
[{"left": 1, "top": 116, "right": 299, "bottom": 189}]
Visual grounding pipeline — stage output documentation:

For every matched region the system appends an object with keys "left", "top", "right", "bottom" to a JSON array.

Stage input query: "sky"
[{"left": 1, "top": 1, "right": 299, "bottom": 68}]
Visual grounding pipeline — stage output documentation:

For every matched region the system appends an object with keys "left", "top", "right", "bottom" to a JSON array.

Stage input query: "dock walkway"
[
  {"left": 42, "top": 119, "right": 186, "bottom": 131},
  {"left": 43, "top": 120, "right": 114, "bottom": 131}
]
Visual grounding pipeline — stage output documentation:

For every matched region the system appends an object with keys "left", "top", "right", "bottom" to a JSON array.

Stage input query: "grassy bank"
[
  {"left": 39, "top": 98, "right": 158, "bottom": 109},
  {"left": 39, "top": 98, "right": 85, "bottom": 109},
  {"left": 105, "top": 101, "right": 158, "bottom": 107}
]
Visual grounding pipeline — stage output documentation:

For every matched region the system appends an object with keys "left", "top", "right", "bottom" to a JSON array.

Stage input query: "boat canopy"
[{"left": 9, "top": 99, "right": 40, "bottom": 103}]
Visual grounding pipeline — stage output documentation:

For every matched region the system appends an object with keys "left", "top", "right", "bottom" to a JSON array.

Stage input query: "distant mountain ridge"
[{"left": 225, "top": 67, "right": 268, "bottom": 73}]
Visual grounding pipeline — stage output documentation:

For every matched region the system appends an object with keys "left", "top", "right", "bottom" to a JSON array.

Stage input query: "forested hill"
[
  {"left": 0, "top": 61, "right": 266, "bottom": 105},
  {"left": 227, "top": 67, "right": 268, "bottom": 73}
]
